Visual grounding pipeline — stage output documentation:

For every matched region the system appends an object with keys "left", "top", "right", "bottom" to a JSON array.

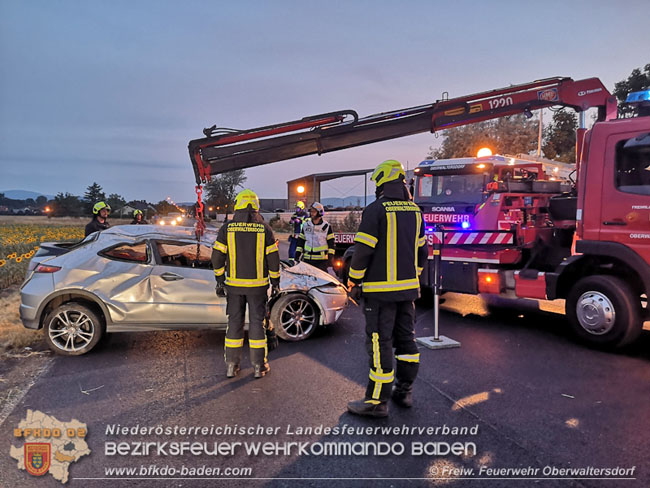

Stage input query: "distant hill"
[
  {"left": 0, "top": 189, "right": 55, "bottom": 200},
  {"left": 321, "top": 196, "right": 375, "bottom": 207}
]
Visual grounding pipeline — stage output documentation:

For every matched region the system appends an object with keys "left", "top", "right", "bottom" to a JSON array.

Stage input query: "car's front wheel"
[
  {"left": 271, "top": 294, "right": 319, "bottom": 341},
  {"left": 44, "top": 302, "right": 104, "bottom": 356}
]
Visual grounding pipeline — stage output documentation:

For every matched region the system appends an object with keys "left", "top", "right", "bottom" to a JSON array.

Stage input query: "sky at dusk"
[{"left": 1, "top": 0, "right": 649, "bottom": 203}]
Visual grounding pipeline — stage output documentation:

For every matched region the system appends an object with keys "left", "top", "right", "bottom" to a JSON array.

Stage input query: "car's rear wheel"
[
  {"left": 44, "top": 302, "right": 104, "bottom": 356},
  {"left": 271, "top": 294, "right": 319, "bottom": 341}
]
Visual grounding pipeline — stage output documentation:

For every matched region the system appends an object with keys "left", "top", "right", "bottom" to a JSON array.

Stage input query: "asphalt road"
[{"left": 1, "top": 240, "right": 649, "bottom": 488}]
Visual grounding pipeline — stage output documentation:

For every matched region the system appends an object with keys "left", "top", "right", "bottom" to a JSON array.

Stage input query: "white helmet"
[{"left": 310, "top": 202, "right": 325, "bottom": 216}]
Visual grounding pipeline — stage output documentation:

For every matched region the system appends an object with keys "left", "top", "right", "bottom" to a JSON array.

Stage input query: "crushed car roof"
[{"left": 94, "top": 225, "right": 218, "bottom": 245}]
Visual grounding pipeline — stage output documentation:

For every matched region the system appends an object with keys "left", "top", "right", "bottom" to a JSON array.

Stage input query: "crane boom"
[{"left": 188, "top": 77, "right": 616, "bottom": 184}]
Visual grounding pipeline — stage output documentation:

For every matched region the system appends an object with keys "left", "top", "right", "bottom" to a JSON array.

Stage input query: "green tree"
[
  {"left": 205, "top": 169, "right": 247, "bottom": 218},
  {"left": 613, "top": 63, "right": 650, "bottom": 118},
  {"left": 542, "top": 109, "right": 578, "bottom": 164},
  {"left": 106, "top": 193, "right": 126, "bottom": 211},
  {"left": 427, "top": 114, "right": 539, "bottom": 159},
  {"left": 53, "top": 192, "right": 84, "bottom": 217},
  {"left": 35, "top": 195, "right": 47, "bottom": 206},
  {"left": 155, "top": 200, "right": 177, "bottom": 216},
  {"left": 83, "top": 182, "right": 106, "bottom": 213}
]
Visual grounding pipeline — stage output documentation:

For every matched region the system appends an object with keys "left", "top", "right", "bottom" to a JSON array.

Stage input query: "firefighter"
[
  {"left": 347, "top": 160, "right": 428, "bottom": 418},
  {"left": 211, "top": 189, "right": 280, "bottom": 379},
  {"left": 288, "top": 201, "right": 307, "bottom": 262},
  {"left": 294, "top": 202, "right": 335, "bottom": 272},
  {"left": 130, "top": 209, "right": 149, "bottom": 224},
  {"left": 84, "top": 201, "right": 111, "bottom": 237}
]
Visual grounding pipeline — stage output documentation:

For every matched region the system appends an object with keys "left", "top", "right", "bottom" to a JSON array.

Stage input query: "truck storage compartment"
[
  {"left": 441, "top": 261, "right": 478, "bottom": 294},
  {"left": 549, "top": 195, "right": 577, "bottom": 221},
  {"left": 514, "top": 270, "right": 547, "bottom": 299}
]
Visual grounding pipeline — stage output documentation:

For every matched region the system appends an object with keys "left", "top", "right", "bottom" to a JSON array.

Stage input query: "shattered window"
[
  {"left": 102, "top": 242, "right": 149, "bottom": 263},
  {"left": 155, "top": 241, "right": 212, "bottom": 269}
]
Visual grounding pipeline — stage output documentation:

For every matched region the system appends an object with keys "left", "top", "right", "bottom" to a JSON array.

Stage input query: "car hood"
[{"left": 280, "top": 262, "right": 343, "bottom": 290}]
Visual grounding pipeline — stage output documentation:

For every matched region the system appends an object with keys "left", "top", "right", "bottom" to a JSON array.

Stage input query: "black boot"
[
  {"left": 226, "top": 363, "right": 240, "bottom": 378},
  {"left": 254, "top": 362, "right": 270, "bottom": 379},
  {"left": 391, "top": 385, "right": 413, "bottom": 408},
  {"left": 347, "top": 399, "right": 388, "bottom": 418}
]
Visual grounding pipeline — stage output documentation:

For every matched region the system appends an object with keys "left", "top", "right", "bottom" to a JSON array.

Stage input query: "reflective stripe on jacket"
[
  {"left": 296, "top": 218, "right": 334, "bottom": 261},
  {"left": 349, "top": 198, "right": 428, "bottom": 301},
  {"left": 211, "top": 210, "right": 280, "bottom": 295}
]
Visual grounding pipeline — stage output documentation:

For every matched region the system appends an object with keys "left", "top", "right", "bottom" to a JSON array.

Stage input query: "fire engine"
[{"left": 187, "top": 77, "right": 650, "bottom": 348}]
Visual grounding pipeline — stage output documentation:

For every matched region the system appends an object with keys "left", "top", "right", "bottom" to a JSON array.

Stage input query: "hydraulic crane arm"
[{"left": 188, "top": 77, "right": 617, "bottom": 184}]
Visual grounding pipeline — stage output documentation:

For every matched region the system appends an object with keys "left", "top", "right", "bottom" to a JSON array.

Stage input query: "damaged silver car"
[{"left": 20, "top": 225, "right": 348, "bottom": 356}]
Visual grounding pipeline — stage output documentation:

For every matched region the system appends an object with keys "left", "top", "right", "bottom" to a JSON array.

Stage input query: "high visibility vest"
[
  {"left": 296, "top": 218, "right": 335, "bottom": 261},
  {"left": 211, "top": 212, "right": 280, "bottom": 294},
  {"left": 349, "top": 198, "right": 428, "bottom": 301}
]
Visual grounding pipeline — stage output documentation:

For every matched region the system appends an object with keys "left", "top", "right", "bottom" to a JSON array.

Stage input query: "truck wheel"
[
  {"left": 566, "top": 275, "right": 642, "bottom": 348},
  {"left": 44, "top": 302, "right": 104, "bottom": 356}
]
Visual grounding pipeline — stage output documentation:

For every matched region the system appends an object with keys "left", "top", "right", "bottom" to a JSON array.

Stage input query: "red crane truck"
[{"left": 188, "top": 77, "right": 650, "bottom": 348}]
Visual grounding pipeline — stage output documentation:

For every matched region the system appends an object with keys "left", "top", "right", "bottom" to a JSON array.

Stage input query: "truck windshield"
[{"left": 415, "top": 174, "right": 486, "bottom": 205}]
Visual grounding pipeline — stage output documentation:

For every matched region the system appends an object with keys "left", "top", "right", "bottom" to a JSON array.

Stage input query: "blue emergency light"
[
  {"left": 461, "top": 221, "right": 471, "bottom": 230},
  {"left": 625, "top": 90, "right": 650, "bottom": 103}
]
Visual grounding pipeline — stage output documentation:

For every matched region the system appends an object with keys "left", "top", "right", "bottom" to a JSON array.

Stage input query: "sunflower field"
[{"left": 0, "top": 224, "right": 85, "bottom": 289}]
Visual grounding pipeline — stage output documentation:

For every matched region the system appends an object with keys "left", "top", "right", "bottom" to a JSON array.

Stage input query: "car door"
[
  {"left": 149, "top": 239, "right": 226, "bottom": 326},
  {"left": 94, "top": 241, "right": 156, "bottom": 325}
]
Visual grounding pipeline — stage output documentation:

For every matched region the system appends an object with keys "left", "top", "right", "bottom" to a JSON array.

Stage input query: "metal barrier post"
[{"left": 416, "top": 224, "right": 461, "bottom": 350}]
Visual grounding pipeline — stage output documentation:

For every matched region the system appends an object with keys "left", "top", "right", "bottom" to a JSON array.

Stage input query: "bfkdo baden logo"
[
  {"left": 25, "top": 443, "right": 51, "bottom": 476},
  {"left": 10, "top": 409, "right": 90, "bottom": 484}
]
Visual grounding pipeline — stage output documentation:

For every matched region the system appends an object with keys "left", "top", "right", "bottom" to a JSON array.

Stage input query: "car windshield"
[{"left": 415, "top": 174, "right": 487, "bottom": 205}]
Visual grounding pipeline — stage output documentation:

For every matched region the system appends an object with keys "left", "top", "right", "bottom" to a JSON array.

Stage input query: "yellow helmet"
[
  {"left": 234, "top": 189, "right": 260, "bottom": 211},
  {"left": 371, "top": 159, "right": 405, "bottom": 187},
  {"left": 296, "top": 201, "right": 305, "bottom": 209},
  {"left": 93, "top": 201, "right": 111, "bottom": 215},
  {"left": 133, "top": 209, "right": 143, "bottom": 217}
]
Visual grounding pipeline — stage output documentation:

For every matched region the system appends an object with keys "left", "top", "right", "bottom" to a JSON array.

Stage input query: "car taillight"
[{"left": 35, "top": 264, "right": 61, "bottom": 273}]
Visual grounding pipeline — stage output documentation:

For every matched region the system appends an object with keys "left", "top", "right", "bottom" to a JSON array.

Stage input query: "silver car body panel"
[{"left": 20, "top": 225, "right": 348, "bottom": 332}]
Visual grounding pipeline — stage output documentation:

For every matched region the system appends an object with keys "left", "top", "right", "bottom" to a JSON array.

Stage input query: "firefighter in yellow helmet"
[
  {"left": 347, "top": 160, "right": 428, "bottom": 418},
  {"left": 295, "top": 202, "right": 335, "bottom": 271},
  {"left": 288, "top": 201, "right": 307, "bottom": 263},
  {"left": 85, "top": 201, "right": 111, "bottom": 237},
  {"left": 211, "top": 189, "right": 280, "bottom": 379},
  {"left": 130, "top": 209, "right": 149, "bottom": 225}
]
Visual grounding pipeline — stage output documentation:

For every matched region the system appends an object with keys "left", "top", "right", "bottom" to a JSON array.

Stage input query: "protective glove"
[
  {"left": 215, "top": 283, "right": 226, "bottom": 298},
  {"left": 271, "top": 284, "right": 280, "bottom": 298},
  {"left": 266, "top": 324, "right": 279, "bottom": 351},
  {"left": 348, "top": 284, "right": 362, "bottom": 302}
]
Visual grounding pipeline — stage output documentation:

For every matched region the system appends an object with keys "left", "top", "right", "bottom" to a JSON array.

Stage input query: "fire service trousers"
[
  {"left": 363, "top": 298, "right": 420, "bottom": 402},
  {"left": 224, "top": 293, "right": 267, "bottom": 367}
]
